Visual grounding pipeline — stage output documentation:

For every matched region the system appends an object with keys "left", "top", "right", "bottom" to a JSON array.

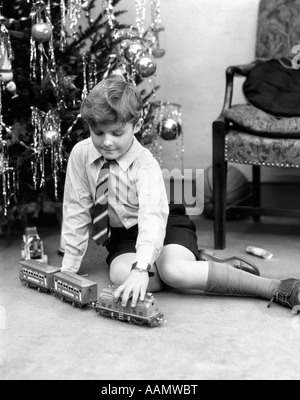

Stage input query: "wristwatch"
[{"left": 131, "top": 262, "right": 155, "bottom": 277}]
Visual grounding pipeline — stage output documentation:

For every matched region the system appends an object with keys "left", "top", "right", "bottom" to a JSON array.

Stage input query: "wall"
[{"left": 91, "top": 0, "right": 298, "bottom": 182}]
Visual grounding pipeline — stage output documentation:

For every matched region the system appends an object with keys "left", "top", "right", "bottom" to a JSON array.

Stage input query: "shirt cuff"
[
  {"left": 61, "top": 252, "right": 83, "bottom": 274},
  {"left": 135, "top": 245, "right": 159, "bottom": 266}
]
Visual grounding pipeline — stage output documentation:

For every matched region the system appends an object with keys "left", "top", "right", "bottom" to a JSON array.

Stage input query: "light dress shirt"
[{"left": 61, "top": 136, "right": 169, "bottom": 273}]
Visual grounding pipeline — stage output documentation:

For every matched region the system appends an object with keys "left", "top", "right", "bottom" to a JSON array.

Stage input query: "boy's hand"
[{"left": 114, "top": 270, "right": 149, "bottom": 308}]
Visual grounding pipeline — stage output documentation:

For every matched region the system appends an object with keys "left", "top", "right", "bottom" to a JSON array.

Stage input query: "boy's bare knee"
[
  {"left": 157, "top": 261, "right": 182, "bottom": 288},
  {"left": 109, "top": 264, "right": 130, "bottom": 285},
  {"left": 109, "top": 253, "right": 135, "bottom": 286},
  {"left": 156, "top": 245, "right": 197, "bottom": 288},
  {"left": 109, "top": 269, "right": 125, "bottom": 286}
]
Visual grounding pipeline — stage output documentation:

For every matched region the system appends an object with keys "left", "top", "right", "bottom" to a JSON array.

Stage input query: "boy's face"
[{"left": 89, "top": 119, "right": 143, "bottom": 160}]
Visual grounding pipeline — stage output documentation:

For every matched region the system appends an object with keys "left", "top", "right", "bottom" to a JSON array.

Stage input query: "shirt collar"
[
  {"left": 88, "top": 137, "right": 144, "bottom": 171},
  {"left": 88, "top": 138, "right": 102, "bottom": 165},
  {"left": 116, "top": 137, "right": 144, "bottom": 171}
]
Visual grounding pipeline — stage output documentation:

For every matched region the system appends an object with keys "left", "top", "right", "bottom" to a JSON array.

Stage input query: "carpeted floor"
[{"left": 1, "top": 205, "right": 300, "bottom": 381}]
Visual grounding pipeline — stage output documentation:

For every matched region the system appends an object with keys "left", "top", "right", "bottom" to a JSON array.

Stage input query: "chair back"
[{"left": 256, "top": 0, "right": 300, "bottom": 60}]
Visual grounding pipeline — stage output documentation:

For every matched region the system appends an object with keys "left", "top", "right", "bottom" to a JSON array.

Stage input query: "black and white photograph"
[{"left": 1, "top": 0, "right": 300, "bottom": 382}]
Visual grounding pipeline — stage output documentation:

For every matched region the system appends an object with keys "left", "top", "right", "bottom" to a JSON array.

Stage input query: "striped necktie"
[{"left": 92, "top": 161, "right": 111, "bottom": 246}]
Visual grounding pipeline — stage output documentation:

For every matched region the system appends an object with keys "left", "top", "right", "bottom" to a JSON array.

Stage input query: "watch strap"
[{"left": 131, "top": 262, "right": 155, "bottom": 277}]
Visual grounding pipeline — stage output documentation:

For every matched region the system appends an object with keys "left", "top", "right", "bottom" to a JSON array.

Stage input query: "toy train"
[
  {"left": 19, "top": 259, "right": 165, "bottom": 327},
  {"left": 19, "top": 259, "right": 60, "bottom": 293},
  {"left": 96, "top": 286, "right": 165, "bottom": 327}
]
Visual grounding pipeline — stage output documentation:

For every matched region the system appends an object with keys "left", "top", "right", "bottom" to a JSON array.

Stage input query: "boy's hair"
[{"left": 80, "top": 75, "right": 143, "bottom": 129}]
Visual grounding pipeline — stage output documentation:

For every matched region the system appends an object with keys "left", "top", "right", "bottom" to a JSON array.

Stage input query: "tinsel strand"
[
  {"left": 60, "top": 0, "right": 67, "bottom": 52},
  {"left": 135, "top": 0, "right": 147, "bottom": 37}
]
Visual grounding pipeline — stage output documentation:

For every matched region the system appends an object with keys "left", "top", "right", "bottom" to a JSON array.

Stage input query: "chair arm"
[
  {"left": 226, "top": 62, "right": 258, "bottom": 77},
  {"left": 222, "top": 61, "right": 258, "bottom": 111}
]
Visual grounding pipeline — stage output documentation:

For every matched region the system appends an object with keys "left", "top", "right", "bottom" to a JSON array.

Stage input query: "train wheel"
[
  {"left": 128, "top": 317, "right": 135, "bottom": 325},
  {"left": 101, "top": 310, "right": 110, "bottom": 317},
  {"left": 60, "top": 297, "right": 64, "bottom": 302},
  {"left": 132, "top": 318, "right": 143, "bottom": 326},
  {"left": 111, "top": 312, "right": 118, "bottom": 320}
]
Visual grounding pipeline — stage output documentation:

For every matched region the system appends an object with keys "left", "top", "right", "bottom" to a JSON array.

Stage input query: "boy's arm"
[
  {"left": 61, "top": 146, "right": 93, "bottom": 273},
  {"left": 135, "top": 162, "right": 169, "bottom": 268},
  {"left": 114, "top": 160, "right": 169, "bottom": 308}
]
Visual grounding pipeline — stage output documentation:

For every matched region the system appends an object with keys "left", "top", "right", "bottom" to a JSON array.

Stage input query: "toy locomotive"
[
  {"left": 21, "top": 227, "right": 48, "bottom": 264},
  {"left": 95, "top": 285, "right": 165, "bottom": 327},
  {"left": 19, "top": 259, "right": 165, "bottom": 327}
]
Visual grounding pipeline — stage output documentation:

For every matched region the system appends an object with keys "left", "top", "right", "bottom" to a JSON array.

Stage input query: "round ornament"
[
  {"left": 6, "top": 80, "right": 17, "bottom": 93},
  {"left": 124, "top": 41, "right": 144, "bottom": 62},
  {"left": 160, "top": 118, "right": 181, "bottom": 141},
  {"left": 135, "top": 55, "right": 157, "bottom": 78},
  {"left": 152, "top": 48, "right": 166, "bottom": 58},
  {"left": 43, "top": 129, "right": 60, "bottom": 145},
  {"left": 32, "top": 22, "right": 53, "bottom": 43}
]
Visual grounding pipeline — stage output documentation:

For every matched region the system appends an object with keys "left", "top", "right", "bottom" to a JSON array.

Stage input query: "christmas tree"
[{"left": 0, "top": 0, "right": 182, "bottom": 238}]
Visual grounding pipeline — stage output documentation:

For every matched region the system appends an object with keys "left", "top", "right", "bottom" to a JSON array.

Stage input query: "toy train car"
[
  {"left": 19, "top": 260, "right": 165, "bottom": 327},
  {"left": 95, "top": 285, "right": 165, "bottom": 327},
  {"left": 19, "top": 259, "right": 61, "bottom": 293},
  {"left": 52, "top": 271, "right": 98, "bottom": 308}
]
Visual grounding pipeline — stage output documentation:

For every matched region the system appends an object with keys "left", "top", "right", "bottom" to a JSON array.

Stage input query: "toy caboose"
[
  {"left": 95, "top": 285, "right": 165, "bottom": 327},
  {"left": 19, "top": 259, "right": 61, "bottom": 293},
  {"left": 21, "top": 227, "right": 48, "bottom": 264},
  {"left": 52, "top": 271, "right": 98, "bottom": 308}
]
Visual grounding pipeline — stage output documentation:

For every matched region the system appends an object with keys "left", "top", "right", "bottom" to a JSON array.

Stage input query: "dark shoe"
[
  {"left": 268, "top": 279, "right": 300, "bottom": 309},
  {"left": 199, "top": 249, "right": 260, "bottom": 276}
]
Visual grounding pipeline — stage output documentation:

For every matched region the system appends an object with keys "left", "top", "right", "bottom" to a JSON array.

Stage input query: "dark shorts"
[{"left": 105, "top": 204, "right": 200, "bottom": 266}]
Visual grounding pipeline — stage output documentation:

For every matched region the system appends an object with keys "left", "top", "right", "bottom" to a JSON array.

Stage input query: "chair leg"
[
  {"left": 213, "top": 120, "right": 227, "bottom": 250},
  {"left": 252, "top": 165, "right": 261, "bottom": 222}
]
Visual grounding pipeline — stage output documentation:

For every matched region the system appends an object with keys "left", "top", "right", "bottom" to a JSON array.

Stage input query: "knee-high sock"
[{"left": 205, "top": 261, "right": 280, "bottom": 300}]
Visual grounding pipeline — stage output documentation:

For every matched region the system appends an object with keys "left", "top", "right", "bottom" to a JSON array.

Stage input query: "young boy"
[{"left": 61, "top": 75, "right": 300, "bottom": 311}]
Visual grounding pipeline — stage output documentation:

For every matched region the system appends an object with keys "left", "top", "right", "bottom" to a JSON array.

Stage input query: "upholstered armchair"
[{"left": 213, "top": 0, "right": 300, "bottom": 249}]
